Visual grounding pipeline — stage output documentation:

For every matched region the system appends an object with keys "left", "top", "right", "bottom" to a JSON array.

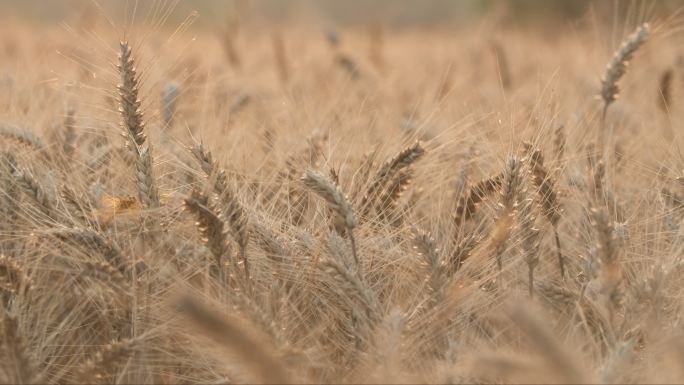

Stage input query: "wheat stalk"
[
  {"left": 161, "top": 81, "right": 180, "bottom": 129},
  {"left": 518, "top": 195, "right": 540, "bottom": 297},
  {"left": 491, "top": 41, "right": 512, "bottom": 89}
]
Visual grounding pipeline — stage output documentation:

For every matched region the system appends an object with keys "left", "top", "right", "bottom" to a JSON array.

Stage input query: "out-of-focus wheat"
[{"left": 0, "top": 7, "right": 681, "bottom": 384}]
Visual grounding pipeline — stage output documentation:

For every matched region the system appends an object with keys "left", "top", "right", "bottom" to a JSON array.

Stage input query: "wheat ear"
[
  {"left": 184, "top": 189, "right": 231, "bottom": 285},
  {"left": 524, "top": 145, "right": 565, "bottom": 279},
  {"left": 321, "top": 257, "right": 377, "bottom": 320},
  {"left": 361, "top": 141, "right": 425, "bottom": 217},
  {"left": 588, "top": 206, "right": 622, "bottom": 323},
  {"left": 377, "top": 167, "right": 414, "bottom": 222},
  {"left": 302, "top": 169, "right": 359, "bottom": 266},
  {"left": 0, "top": 255, "right": 31, "bottom": 306},
  {"left": 453, "top": 172, "right": 503, "bottom": 226},
  {"left": 0, "top": 125, "right": 48, "bottom": 157},
  {"left": 118, "top": 42, "right": 146, "bottom": 148},
  {"left": 13, "top": 168, "right": 54, "bottom": 217},
  {"left": 599, "top": 23, "right": 649, "bottom": 149},
  {"left": 190, "top": 143, "right": 250, "bottom": 281},
  {"left": 118, "top": 41, "right": 159, "bottom": 209},
  {"left": 52, "top": 228, "right": 130, "bottom": 279},
  {"left": 412, "top": 227, "right": 445, "bottom": 299},
  {"left": 76, "top": 338, "right": 138, "bottom": 383},
  {"left": 493, "top": 157, "right": 522, "bottom": 272},
  {"left": 600, "top": 23, "right": 650, "bottom": 108}
]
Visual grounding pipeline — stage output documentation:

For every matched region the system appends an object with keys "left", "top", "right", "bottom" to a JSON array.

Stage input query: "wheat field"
[{"left": 2, "top": 1, "right": 684, "bottom": 383}]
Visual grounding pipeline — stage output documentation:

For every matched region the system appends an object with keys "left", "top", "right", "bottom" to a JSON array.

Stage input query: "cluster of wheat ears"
[{"left": 2, "top": 5, "right": 684, "bottom": 384}]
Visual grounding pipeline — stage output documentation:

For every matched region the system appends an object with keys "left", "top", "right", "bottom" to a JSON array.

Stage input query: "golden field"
[{"left": 0, "top": 1, "right": 683, "bottom": 383}]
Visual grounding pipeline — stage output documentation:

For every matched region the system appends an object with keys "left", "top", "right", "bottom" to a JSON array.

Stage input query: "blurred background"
[{"left": 0, "top": 0, "right": 680, "bottom": 29}]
